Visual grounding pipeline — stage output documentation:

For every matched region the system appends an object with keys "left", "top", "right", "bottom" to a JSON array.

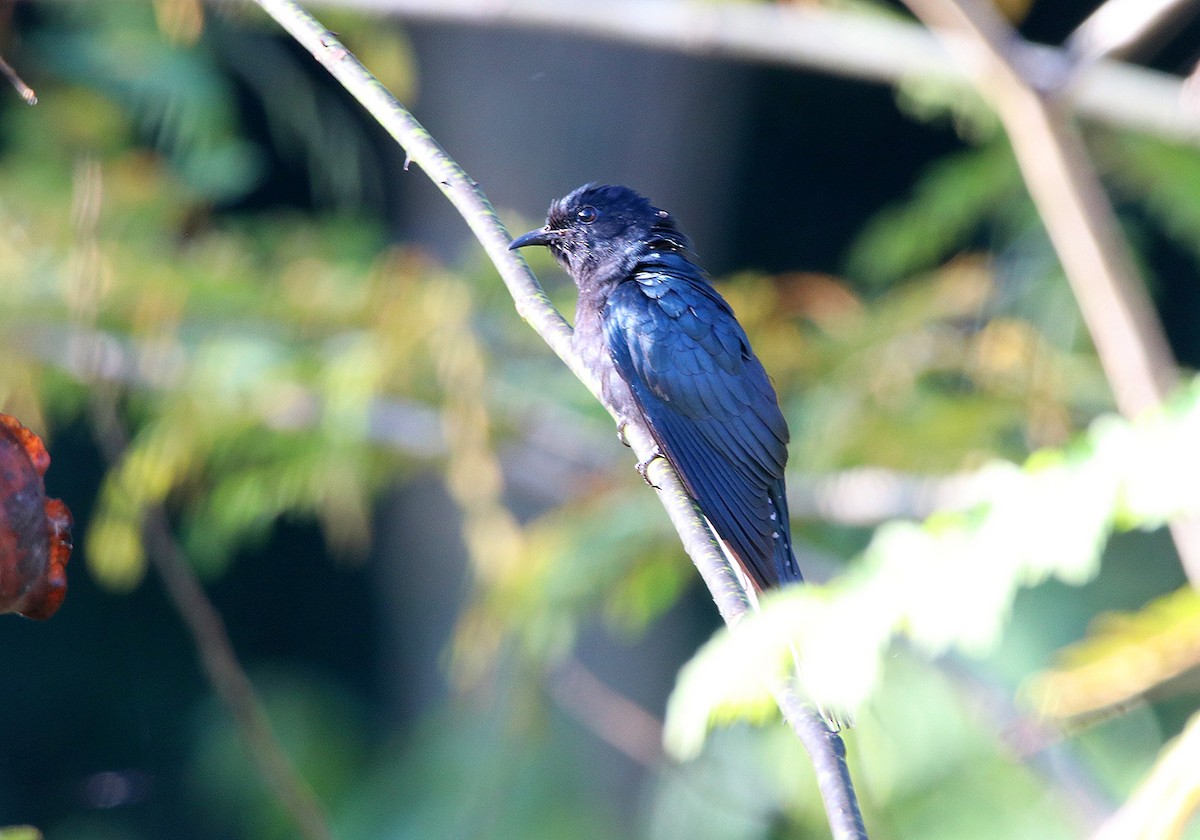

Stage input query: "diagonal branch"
[
  {"left": 88, "top": 399, "right": 335, "bottom": 840},
  {"left": 1091, "top": 705, "right": 1200, "bottom": 840},
  {"left": 898, "top": 0, "right": 1200, "bottom": 587},
  {"left": 1066, "top": 0, "right": 1200, "bottom": 64},
  {"left": 245, "top": 1, "right": 867, "bottom": 837},
  {"left": 0, "top": 52, "right": 36, "bottom": 105},
  {"left": 68, "top": 154, "right": 333, "bottom": 840}
]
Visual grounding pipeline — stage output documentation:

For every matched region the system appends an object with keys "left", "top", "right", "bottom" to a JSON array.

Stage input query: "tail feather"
[
  {"left": 768, "top": 481, "right": 802, "bottom": 585},
  {"left": 707, "top": 513, "right": 851, "bottom": 731}
]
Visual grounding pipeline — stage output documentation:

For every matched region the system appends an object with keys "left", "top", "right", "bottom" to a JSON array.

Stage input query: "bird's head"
[{"left": 509, "top": 184, "right": 688, "bottom": 287}]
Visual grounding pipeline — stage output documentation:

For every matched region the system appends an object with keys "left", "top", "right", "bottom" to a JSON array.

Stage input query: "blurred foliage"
[
  {"left": 665, "top": 376, "right": 1200, "bottom": 756},
  {"left": 0, "top": 828, "right": 43, "bottom": 840},
  {"left": 1091, "top": 706, "right": 1200, "bottom": 840},
  {"left": 1027, "top": 586, "right": 1200, "bottom": 722},
  {"left": 2, "top": 3, "right": 1200, "bottom": 840}
]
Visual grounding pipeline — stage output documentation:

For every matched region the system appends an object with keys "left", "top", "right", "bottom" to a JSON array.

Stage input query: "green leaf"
[
  {"left": 846, "top": 141, "right": 1024, "bottom": 286},
  {"left": 665, "top": 378, "right": 1200, "bottom": 757}
]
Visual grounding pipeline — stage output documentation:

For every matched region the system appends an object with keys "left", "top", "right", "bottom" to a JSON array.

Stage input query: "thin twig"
[
  {"left": 67, "top": 151, "right": 333, "bottom": 840},
  {"left": 0, "top": 53, "right": 36, "bottom": 104},
  {"left": 88, "top": 400, "right": 336, "bottom": 840},
  {"left": 1091, "top": 707, "right": 1200, "bottom": 840},
  {"left": 770, "top": 679, "right": 867, "bottom": 839},
  {"left": 1066, "top": 0, "right": 1200, "bottom": 64},
  {"left": 549, "top": 658, "right": 664, "bottom": 767},
  {"left": 246, "top": 1, "right": 867, "bottom": 836},
  {"left": 899, "top": 0, "right": 1200, "bottom": 586},
  {"left": 308, "top": 0, "right": 1200, "bottom": 146}
]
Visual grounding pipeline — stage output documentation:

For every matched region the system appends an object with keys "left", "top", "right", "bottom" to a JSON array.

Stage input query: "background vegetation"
[{"left": 2, "top": 1, "right": 1199, "bottom": 838}]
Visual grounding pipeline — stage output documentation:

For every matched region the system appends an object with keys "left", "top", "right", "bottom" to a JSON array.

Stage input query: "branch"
[
  {"left": 66, "top": 156, "right": 333, "bottom": 840},
  {"left": 88, "top": 400, "right": 335, "bottom": 840},
  {"left": 0, "top": 53, "right": 36, "bottom": 105},
  {"left": 246, "top": 1, "right": 867, "bottom": 836},
  {"left": 790, "top": 466, "right": 987, "bottom": 525},
  {"left": 308, "top": 0, "right": 1200, "bottom": 146},
  {"left": 549, "top": 657, "right": 665, "bottom": 767},
  {"left": 1066, "top": 0, "right": 1200, "bottom": 64},
  {"left": 1092, "top": 706, "right": 1200, "bottom": 840},
  {"left": 898, "top": 0, "right": 1200, "bottom": 587}
]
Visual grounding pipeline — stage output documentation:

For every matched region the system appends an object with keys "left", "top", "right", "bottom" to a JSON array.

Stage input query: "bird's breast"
[{"left": 573, "top": 287, "right": 640, "bottom": 421}]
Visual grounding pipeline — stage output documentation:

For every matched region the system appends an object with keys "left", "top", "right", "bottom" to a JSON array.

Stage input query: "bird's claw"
[
  {"left": 616, "top": 421, "right": 632, "bottom": 448},
  {"left": 635, "top": 449, "right": 665, "bottom": 489}
]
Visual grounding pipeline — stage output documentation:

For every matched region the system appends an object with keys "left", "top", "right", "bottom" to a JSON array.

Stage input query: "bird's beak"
[{"left": 509, "top": 226, "right": 560, "bottom": 250}]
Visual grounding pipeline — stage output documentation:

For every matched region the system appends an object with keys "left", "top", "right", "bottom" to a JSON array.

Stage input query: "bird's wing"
[{"left": 603, "top": 253, "right": 797, "bottom": 589}]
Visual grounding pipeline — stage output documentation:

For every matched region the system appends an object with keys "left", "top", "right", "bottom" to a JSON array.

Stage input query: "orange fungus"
[{"left": 0, "top": 414, "right": 72, "bottom": 619}]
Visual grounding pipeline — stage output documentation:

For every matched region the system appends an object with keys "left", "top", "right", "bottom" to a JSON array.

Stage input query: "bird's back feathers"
[{"left": 602, "top": 251, "right": 801, "bottom": 589}]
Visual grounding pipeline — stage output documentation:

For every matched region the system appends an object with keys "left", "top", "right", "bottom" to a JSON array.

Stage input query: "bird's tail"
[
  {"left": 768, "top": 481, "right": 803, "bottom": 585},
  {"left": 708, "top": 516, "right": 851, "bottom": 731}
]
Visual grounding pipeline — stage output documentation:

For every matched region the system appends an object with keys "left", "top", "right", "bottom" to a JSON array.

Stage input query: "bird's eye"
[{"left": 576, "top": 206, "right": 598, "bottom": 224}]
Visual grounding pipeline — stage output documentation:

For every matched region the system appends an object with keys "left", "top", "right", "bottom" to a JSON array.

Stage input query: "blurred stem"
[
  {"left": 0, "top": 53, "right": 36, "bottom": 105},
  {"left": 308, "top": 0, "right": 1200, "bottom": 145},
  {"left": 68, "top": 153, "right": 333, "bottom": 840},
  {"left": 1065, "top": 0, "right": 1200, "bottom": 64},
  {"left": 1092, "top": 706, "right": 1200, "bottom": 840},
  {"left": 550, "top": 657, "right": 665, "bottom": 767},
  {"left": 247, "top": 1, "right": 867, "bottom": 837},
  {"left": 900, "top": 0, "right": 1200, "bottom": 586},
  {"left": 88, "top": 398, "right": 336, "bottom": 840}
]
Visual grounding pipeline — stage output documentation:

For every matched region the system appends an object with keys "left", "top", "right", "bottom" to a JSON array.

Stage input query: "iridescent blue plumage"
[{"left": 510, "top": 184, "right": 800, "bottom": 590}]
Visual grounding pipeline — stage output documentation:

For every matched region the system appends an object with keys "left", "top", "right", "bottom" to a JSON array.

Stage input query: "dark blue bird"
[{"left": 510, "top": 184, "right": 801, "bottom": 591}]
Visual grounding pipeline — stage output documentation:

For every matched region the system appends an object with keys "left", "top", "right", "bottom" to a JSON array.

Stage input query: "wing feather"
[{"left": 605, "top": 258, "right": 797, "bottom": 589}]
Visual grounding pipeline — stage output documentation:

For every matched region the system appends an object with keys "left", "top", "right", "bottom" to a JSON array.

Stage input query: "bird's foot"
[
  {"left": 635, "top": 448, "right": 665, "bottom": 490},
  {"left": 616, "top": 421, "right": 632, "bottom": 448}
]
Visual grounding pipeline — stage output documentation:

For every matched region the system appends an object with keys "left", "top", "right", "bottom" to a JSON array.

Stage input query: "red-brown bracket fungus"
[{"left": 0, "top": 413, "right": 72, "bottom": 619}]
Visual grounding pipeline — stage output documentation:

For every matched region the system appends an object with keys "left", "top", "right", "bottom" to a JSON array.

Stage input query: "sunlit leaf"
[
  {"left": 1027, "top": 586, "right": 1200, "bottom": 720},
  {"left": 0, "top": 827, "right": 43, "bottom": 840},
  {"left": 666, "top": 378, "right": 1200, "bottom": 757}
]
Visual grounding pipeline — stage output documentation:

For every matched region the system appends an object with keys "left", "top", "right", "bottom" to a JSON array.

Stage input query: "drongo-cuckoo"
[{"left": 510, "top": 184, "right": 800, "bottom": 591}]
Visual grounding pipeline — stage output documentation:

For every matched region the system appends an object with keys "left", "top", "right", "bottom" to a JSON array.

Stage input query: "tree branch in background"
[
  {"left": 0, "top": 53, "right": 36, "bottom": 105},
  {"left": 68, "top": 156, "right": 334, "bottom": 840},
  {"left": 246, "top": 1, "right": 867, "bottom": 837},
  {"left": 898, "top": 0, "right": 1200, "bottom": 586},
  {"left": 1065, "top": 0, "right": 1200, "bottom": 65},
  {"left": 549, "top": 658, "right": 665, "bottom": 767},
  {"left": 310, "top": 0, "right": 1200, "bottom": 147},
  {"left": 1091, "top": 707, "right": 1200, "bottom": 840},
  {"left": 15, "top": 320, "right": 992, "bottom": 527},
  {"left": 87, "top": 401, "right": 336, "bottom": 840}
]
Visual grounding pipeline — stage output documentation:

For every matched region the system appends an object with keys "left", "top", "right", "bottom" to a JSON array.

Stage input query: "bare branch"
[
  {"left": 549, "top": 658, "right": 664, "bottom": 767},
  {"left": 88, "top": 400, "right": 336, "bottom": 840},
  {"left": 0, "top": 53, "right": 36, "bottom": 105},
  {"left": 310, "top": 0, "right": 1200, "bottom": 145},
  {"left": 907, "top": 0, "right": 1178, "bottom": 411},
  {"left": 1092, "top": 707, "right": 1200, "bottom": 840},
  {"left": 15, "top": 320, "right": 990, "bottom": 526},
  {"left": 246, "top": 1, "right": 867, "bottom": 836},
  {"left": 897, "top": 0, "right": 1200, "bottom": 586},
  {"left": 67, "top": 156, "right": 334, "bottom": 840},
  {"left": 789, "top": 467, "right": 986, "bottom": 524},
  {"left": 1066, "top": 0, "right": 1200, "bottom": 64}
]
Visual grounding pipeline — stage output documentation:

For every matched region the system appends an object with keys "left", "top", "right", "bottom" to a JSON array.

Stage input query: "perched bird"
[{"left": 510, "top": 184, "right": 801, "bottom": 591}]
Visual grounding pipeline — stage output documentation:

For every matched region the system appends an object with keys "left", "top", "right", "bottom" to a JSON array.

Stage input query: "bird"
[{"left": 510, "top": 184, "right": 801, "bottom": 591}]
